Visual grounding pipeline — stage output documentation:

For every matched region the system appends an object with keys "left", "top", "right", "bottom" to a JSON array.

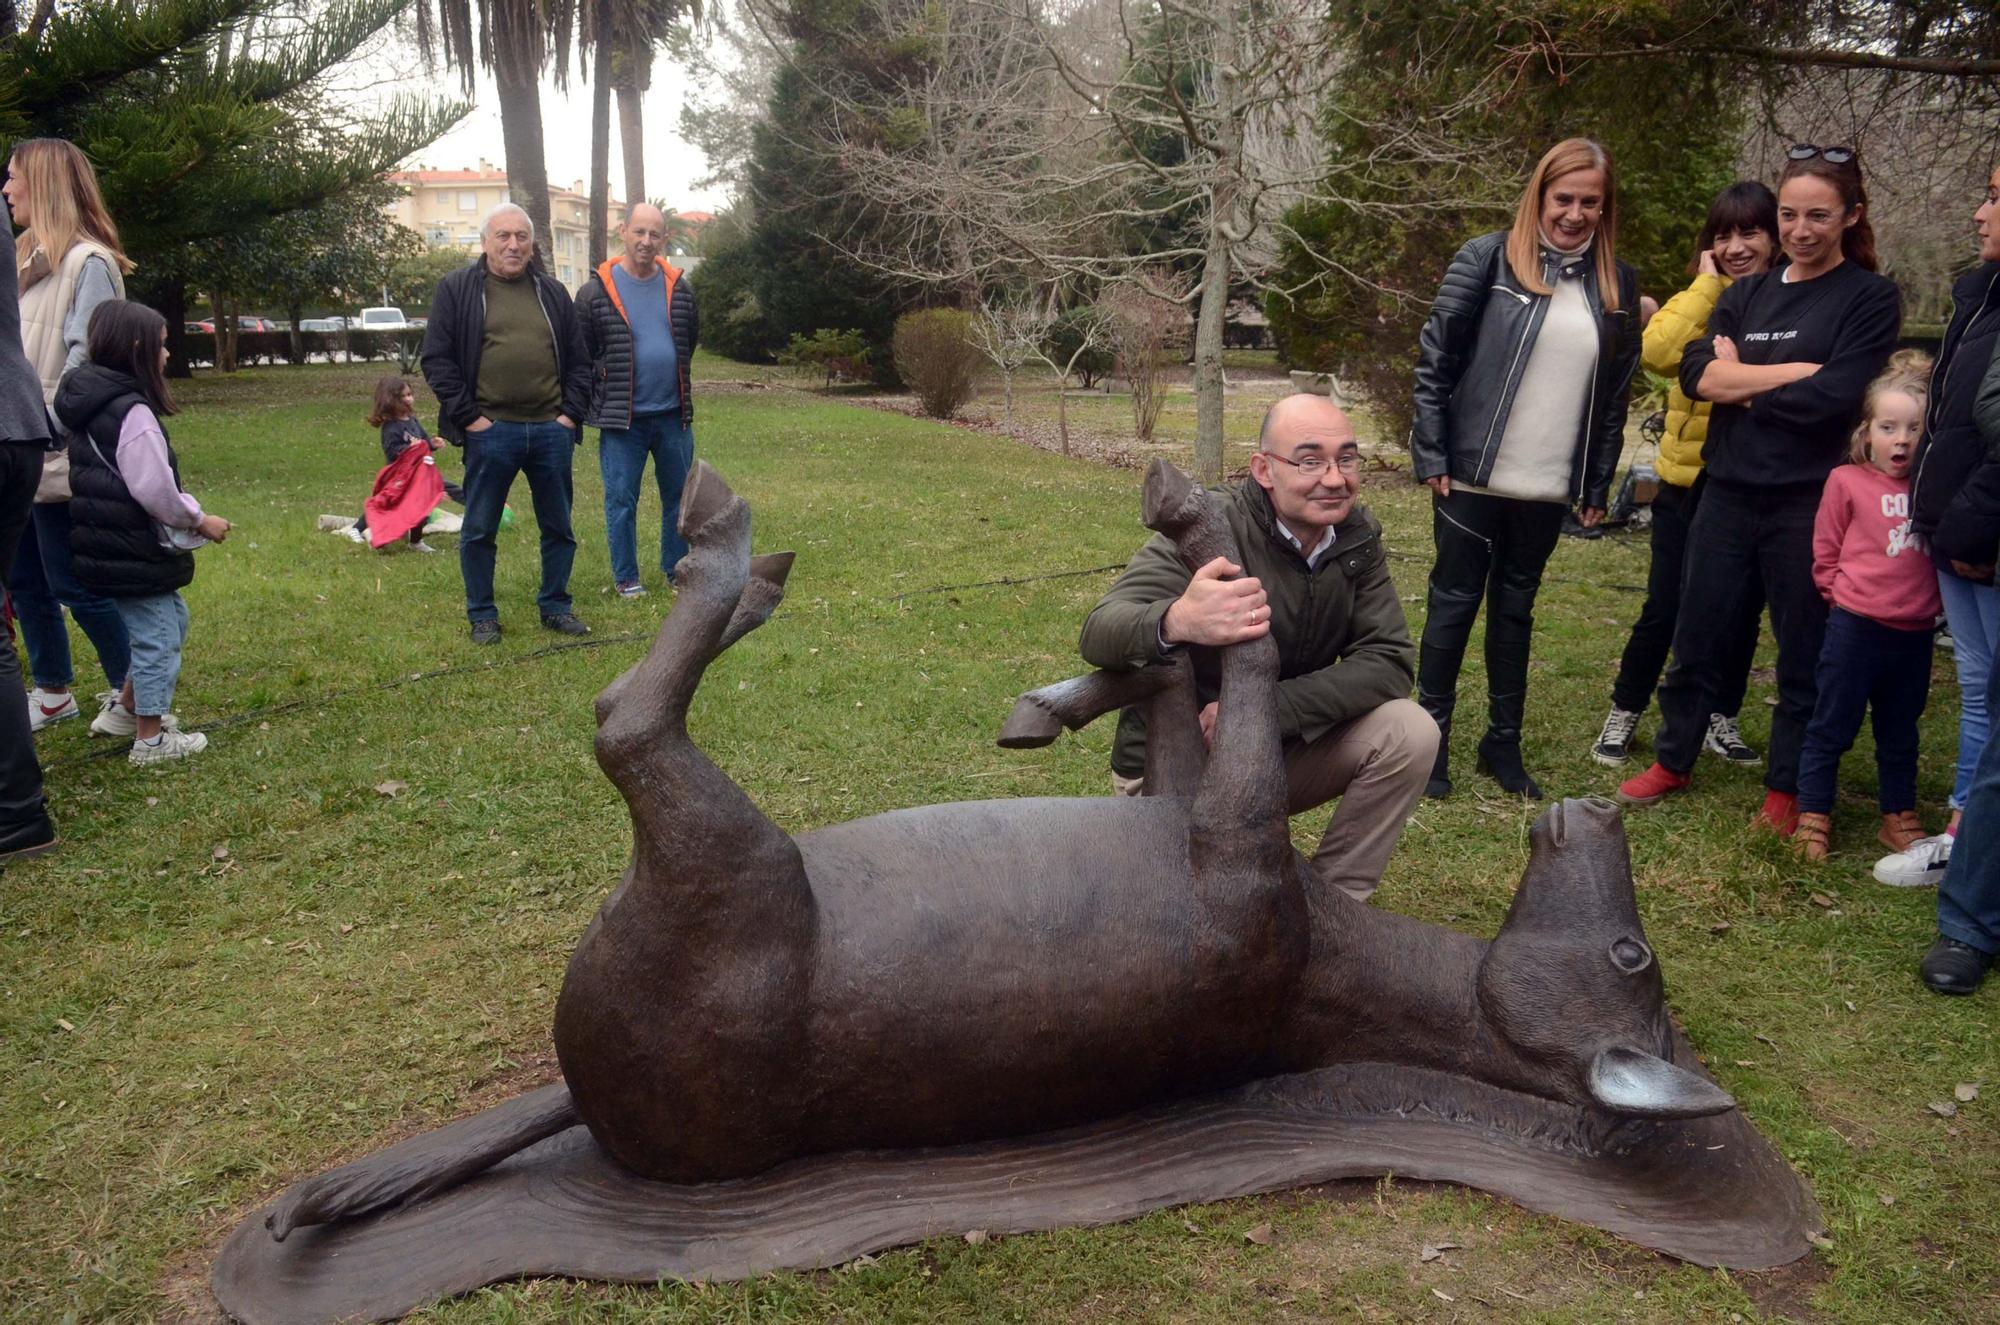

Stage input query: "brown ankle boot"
[
  {"left": 1879, "top": 810, "right": 1925, "bottom": 853},
  {"left": 1794, "top": 812, "right": 1831, "bottom": 862}
]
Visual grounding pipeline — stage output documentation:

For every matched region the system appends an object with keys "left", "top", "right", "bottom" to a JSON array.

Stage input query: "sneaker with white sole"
[
  {"left": 90, "top": 694, "right": 177, "bottom": 739},
  {"left": 1591, "top": 706, "right": 1641, "bottom": 765},
  {"left": 411, "top": 540, "right": 439, "bottom": 554},
  {"left": 340, "top": 524, "right": 367, "bottom": 544},
  {"left": 27, "top": 687, "right": 80, "bottom": 731},
  {"left": 615, "top": 580, "right": 647, "bottom": 599},
  {"left": 1872, "top": 833, "right": 1952, "bottom": 887},
  {"left": 129, "top": 728, "right": 207, "bottom": 765},
  {"left": 1703, "top": 713, "right": 1761, "bottom": 765}
]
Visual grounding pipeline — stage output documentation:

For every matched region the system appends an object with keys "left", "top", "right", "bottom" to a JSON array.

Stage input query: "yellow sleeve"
[{"left": 1641, "top": 274, "right": 1727, "bottom": 376}]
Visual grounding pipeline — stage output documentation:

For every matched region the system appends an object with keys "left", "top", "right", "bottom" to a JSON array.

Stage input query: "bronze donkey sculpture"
[{"left": 214, "top": 461, "right": 1818, "bottom": 1324}]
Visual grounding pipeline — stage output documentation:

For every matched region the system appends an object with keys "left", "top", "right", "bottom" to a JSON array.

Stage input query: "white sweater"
[{"left": 1467, "top": 259, "right": 1597, "bottom": 504}]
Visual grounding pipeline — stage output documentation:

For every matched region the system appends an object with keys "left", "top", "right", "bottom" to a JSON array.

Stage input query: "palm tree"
[{"left": 585, "top": 0, "right": 698, "bottom": 266}]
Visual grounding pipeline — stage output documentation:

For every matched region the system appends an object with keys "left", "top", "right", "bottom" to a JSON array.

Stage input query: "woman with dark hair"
[
  {"left": 1409, "top": 137, "right": 1641, "bottom": 799},
  {"left": 4, "top": 137, "right": 135, "bottom": 736},
  {"left": 1619, "top": 147, "right": 1902, "bottom": 834},
  {"left": 1593, "top": 182, "right": 1779, "bottom": 768},
  {"left": 53, "top": 299, "right": 231, "bottom": 764}
]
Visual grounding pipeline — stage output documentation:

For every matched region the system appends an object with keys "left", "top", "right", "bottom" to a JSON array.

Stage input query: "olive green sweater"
[{"left": 1078, "top": 479, "right": 1417, "bottom": 778}]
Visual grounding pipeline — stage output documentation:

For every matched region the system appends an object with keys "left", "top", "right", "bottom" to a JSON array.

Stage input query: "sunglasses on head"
[{"left": 1788, "top": 143, "right": 1855, "bottom": 164}]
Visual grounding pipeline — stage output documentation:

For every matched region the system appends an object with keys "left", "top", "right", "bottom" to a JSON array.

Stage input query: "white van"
[{"left": 359, "top": 306, "right": 410, "bottom": 331}]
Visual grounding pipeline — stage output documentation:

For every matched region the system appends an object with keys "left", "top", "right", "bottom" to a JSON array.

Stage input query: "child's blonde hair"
[{"left": 1848, "top": 349, "right": 1933, "bottom": 464}]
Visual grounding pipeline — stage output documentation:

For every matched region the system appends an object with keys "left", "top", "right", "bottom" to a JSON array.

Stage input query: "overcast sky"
[{"left": 399, "top": 62, "right": 731, "bottom": 214}]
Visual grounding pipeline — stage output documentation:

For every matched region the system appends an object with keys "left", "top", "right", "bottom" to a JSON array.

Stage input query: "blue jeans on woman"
[
  {"left": 5, "top": 499, "right": 129, "bottom": 689},
  {"left": 1794, "top": 607, "right": 1933, "bottom": 816},
  {"left": 458, "top": 419, "right": 578, "bottom": 623},
  {"left": 1939, "top": 658, "right": 2000, "bottom": 958},
  {"left": 598, "top": 412, "right": 693, "bottom": 587},
  {"left": 1936, "top": 558, "right": 2000, "bottom": 811}
]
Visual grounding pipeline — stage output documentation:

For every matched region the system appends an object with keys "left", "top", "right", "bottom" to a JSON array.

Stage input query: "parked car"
[
  {"left": 237, "top": 316, "right": 275, "bottom": 332},
  {"left": 184, "top": 320, "right": 214, "bottom": 334},
  {"left": 298, "top": 318, "right": 344, "bottom": 333},
  {"left": 358, "top": 306, "right": 410, "bottom": 331}
]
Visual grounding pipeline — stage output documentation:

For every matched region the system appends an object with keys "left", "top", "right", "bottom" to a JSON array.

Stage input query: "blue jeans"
[
  {"left": 458, "top": 419, "right": 577, "bottom": 623},
  {"left": 1939, "top": 659, "right": 2000, "bottom": 956},
  {"left": 1794, "top": 608, "right": 1933, "bottom": 815},
  {"left": 598, "top": 412, "right": 693, "bottom": 586},
  {"left": 5, "top": 500, "right": 129, "bottom": 689},
  {"left": 1936, "top": 559, "right": 2000, "bottom": 810},
  {"left": 112, "top": 590, "right": 189, "bottom": 717}
]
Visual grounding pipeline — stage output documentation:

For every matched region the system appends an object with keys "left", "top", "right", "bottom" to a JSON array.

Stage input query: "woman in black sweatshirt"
[{"left": 1618, "top": 147, "right": 1901, "bottom": 831}]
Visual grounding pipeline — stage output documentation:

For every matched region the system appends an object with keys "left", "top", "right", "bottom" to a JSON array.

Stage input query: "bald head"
[
  {"left": 1259, "top": 392, "right": 1352, "bottom": 451},
  {"left": 620, "top": 203, "right": 668, "bottom": 276}
]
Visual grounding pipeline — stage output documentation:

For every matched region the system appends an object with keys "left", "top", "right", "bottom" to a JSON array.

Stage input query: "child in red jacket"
[{"left": 1795, "top": 352, "right": 1944, "bottom": 864}]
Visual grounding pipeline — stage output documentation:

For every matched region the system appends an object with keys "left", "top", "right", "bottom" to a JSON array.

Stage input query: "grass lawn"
[{"left": 3, "top": 355, "right": 1995, "bottom": 1323}]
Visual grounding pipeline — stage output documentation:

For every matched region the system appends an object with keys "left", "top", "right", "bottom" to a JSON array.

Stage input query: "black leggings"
[{"left": 1416, "top": 487, "right": 1566, "bottom": 747}]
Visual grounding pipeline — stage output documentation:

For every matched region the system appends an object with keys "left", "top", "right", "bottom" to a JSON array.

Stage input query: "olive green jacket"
[{"left": 1078, "top": 479, "right": 1416, "bottom": 778}]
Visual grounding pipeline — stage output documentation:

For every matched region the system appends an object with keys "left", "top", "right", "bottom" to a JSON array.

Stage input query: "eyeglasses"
[
  {"left": 1788, "top": 144, "right": 1855, "bottom": 164},
  {"left": 1262, "top": 450, "right": 1361, "bottom": 477}
]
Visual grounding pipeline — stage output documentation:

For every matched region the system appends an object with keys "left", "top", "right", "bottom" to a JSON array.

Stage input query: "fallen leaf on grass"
[
  {"left": 1805, "top": 1231, "right": 1834, "bottom": 1250},
  {"left": 1955, "top": 1083, "right": 1979, "bottom": 1103},
  {"left": 56, "top": 1017, "right": 74, "bottom": 1032},
  {"left": 1809, "top": 892, "right": 1834, "bottom": 908},
  {"left": 1432, "top": 1288, "right": 1456, "bottom": 1303},
  {"left": 1709, "top": 920, "right": 1732, "bottom": 935},
  {"left": 374, "top": 780, "right": 408, "bottom": 798},
  {"left": 145, "top": 796, "right": 158, "bottom": 807},
  {"left": 963, "top": 1229, "right": 988, "bottom": 1245},
  {"left": 1419, "top": 1241, "right": 1460, "bottom": 1262},
  {"left": 1929, "top": 1101, "right": 1959, "bottom": 1119},
  {"left": 1243, "top": 1222, "right": 1273, "bottom": 1245},
  {"left": 212, "top": 844, "right": 229, "bottom": 860},
  {"left": 1878, "top": 1192, "right": 1896, "bottom": 1207},
  {"left": 339, "top": 923, "right": 354, "bottom": 935}
]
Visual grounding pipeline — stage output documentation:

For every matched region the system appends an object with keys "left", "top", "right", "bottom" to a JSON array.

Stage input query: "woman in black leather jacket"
[{"left": 1408, "top": 137, "right": 1640, "bottom": 799}]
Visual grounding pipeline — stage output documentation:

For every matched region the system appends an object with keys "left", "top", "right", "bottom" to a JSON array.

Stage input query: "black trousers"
[
  {"left": 1416, "top": 487, "right": 1566, "bottom": 747},
  {"left": 1656, "top": 480, "right": 1827, "bottom": 791},
  {"left": 1, "top": 444, "right": 51, "bottom": 839},
  {"left": 1610, "top": 474, "right": 1763, "bottom": 716}
]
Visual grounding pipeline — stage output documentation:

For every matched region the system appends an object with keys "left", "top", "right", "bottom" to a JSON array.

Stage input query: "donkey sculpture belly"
[{"left": 214, "top": 461, "right": 1820, "bottom": 1325}]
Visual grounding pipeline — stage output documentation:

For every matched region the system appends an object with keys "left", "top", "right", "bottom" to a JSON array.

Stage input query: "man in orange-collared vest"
[{"left": 575, "top": 203, "right": 699, "bottom": 600}]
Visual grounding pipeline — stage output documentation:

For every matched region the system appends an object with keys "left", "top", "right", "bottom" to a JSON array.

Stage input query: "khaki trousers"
[{"left": 1113, "top": 698, "right": 1438, "bottom": 902}]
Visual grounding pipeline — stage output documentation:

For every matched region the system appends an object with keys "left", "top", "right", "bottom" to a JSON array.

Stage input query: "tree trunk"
[
  {"left": 493, "top": 28, "right": 555, "bottom": 271},
  {"left": 287, "top": 301, "right": 304, "bottom": 364},
  {"left": 211, "top": 291, "right": 238, "bottom": 374},
  {"left": 160, "top": 282, "right": 191, "bottom": 379},
  {"left": 1190, "top": 2, "right": 1243, "bottom": 485},
  {"left": 616, "top": 81, "right": 646, "bottom": 208},
  {"left": 589, "top": 0, "right": 613, "bottom": 270}
]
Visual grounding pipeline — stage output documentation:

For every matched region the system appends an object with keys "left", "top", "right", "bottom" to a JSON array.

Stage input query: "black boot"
[
  {"left": 1424, "top": 721, "right": 1452, "bottom": 799},
  {"left": 1476, "top": 734, "right": 1543, "bottom": 799}
]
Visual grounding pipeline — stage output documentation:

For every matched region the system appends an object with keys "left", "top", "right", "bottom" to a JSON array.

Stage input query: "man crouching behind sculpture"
[{"left": 1082, "top": 394, "right": 1438, "bottom": 902}]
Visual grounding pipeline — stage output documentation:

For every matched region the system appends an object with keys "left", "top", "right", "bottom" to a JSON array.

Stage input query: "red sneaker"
[
  {"left": 1617, "top": 762, "right": 1690, "bottom": 806},
  {"left": 1754, "top": 790, "right": 1800, "bottom": 838}
]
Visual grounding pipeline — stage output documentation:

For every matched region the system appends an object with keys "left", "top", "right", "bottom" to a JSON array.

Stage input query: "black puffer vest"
[{"left": 54, "top": 364, "right": 194, "bottom": 598}]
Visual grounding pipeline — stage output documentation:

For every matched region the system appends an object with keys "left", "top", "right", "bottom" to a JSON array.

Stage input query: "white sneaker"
[
  {"left": 27, "top": 687, "right": 80, "bottom": 731},
  {"left": 1872, "top": 834, "right": 1952, "bottom": 888},
  {"left": 340, "top": 525, "right": 367, "bottom": 544},
  {"left": 129, "top": 728, "right": 208, "bottom": 765},
  {"left": 90, "top": 694, "right": 177, "bottom": 739},
  {"left": 410, "top": 540, "right": 439, "bottom": 553}
]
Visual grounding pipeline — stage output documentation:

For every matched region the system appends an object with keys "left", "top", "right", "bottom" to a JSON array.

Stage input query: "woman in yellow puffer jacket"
[{"left": 1592, "top": 181, "right": 1780, "bottom": 766}]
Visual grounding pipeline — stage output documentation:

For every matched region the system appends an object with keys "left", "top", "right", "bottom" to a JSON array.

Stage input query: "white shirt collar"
[{"left": 1275, "top": 518, "right": 1337, "bottom": 568}]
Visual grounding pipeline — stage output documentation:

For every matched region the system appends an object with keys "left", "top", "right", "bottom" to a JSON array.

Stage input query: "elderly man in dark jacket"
[
  {"left": 1, "top": 198, "right": 58, "bottom": 859},
  {"left": 422, "top": 203, "right": 593, "bottom": 644},
  {"left": 1079, "top": 394, "right": 1437, "bottom": 902},
  {"left": 574, "top": 203, "right": 698, "bottom": 598}
]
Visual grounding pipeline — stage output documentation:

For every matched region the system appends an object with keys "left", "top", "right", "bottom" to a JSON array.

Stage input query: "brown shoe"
[
  {"left": 1794, "top": 812, "right": 1831, "bottom": 862},
  {"left": 1879, "top": 810, "right": 1925, "bottom": 853}
]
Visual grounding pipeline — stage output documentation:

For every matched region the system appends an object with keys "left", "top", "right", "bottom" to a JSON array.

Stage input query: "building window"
[{"left": 458, "top": 191, "right": 477, "bottom": 212}]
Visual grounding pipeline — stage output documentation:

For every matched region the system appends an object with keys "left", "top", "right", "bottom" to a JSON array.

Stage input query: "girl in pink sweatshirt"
[{"left": 1794, "top": 352, "right": 1943, "bottom": 863}]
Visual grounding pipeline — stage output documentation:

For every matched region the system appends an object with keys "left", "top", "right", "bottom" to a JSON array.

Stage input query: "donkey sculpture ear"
[
  {"left": 1497, "top": 797, "right": 1645, "bottom": 936},
  {"left": 1587, "top": 1047, "right": 1736, "bottom": 1119}
]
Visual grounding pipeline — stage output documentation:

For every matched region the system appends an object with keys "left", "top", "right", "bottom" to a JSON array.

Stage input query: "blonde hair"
[
  {"left": 1847, "top": 349, "right": 1933, "bottom": 464},
  {"left": 9, "top": 138, "right": 133, "bottom": 276},
  {"left": 1506, "top": 138, "right": 1621, "bottom": 312}
]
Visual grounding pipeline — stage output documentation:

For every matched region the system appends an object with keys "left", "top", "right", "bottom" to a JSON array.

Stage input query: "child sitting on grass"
[
  {"left": 346, "top": 374, "right": 464, "bottom": 552},
  {"left": 1793, "top": 352, "right": 1943, "bottom": 865},
  {"left": 52, "top": 300, "right": 229, "bottom": 764}
]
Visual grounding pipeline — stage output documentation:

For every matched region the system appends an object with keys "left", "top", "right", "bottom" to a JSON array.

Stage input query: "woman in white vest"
[{"left": 4, "top": 138, "right": 136, "bottom": 736}]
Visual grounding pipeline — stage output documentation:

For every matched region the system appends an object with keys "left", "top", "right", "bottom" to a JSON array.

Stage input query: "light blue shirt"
[{"left": 610, "top": 263, "right": 679, "bottom": 417}]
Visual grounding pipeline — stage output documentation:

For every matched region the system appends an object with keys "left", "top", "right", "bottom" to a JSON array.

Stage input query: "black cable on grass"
[
  {"left": 40, "top": 632, "right": 653, "bottom": 770},
  {"left": 889, "top": 564, "right": 1128, "bottom": 600}
]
